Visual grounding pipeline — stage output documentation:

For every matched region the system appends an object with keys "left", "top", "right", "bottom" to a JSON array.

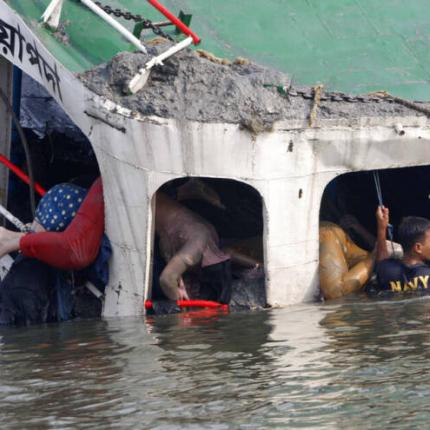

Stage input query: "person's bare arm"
[
  {"left": 0, "top": 227, "right": 25, "bottom": 258},
  {"left": 159, "top": 238, "right": 205, "bottom": 300},
  {"left": 375, "top": 206, "right": 390, "bottom": 262},
  {"left": 159, "top": 254, "right": 190, "bottom": 300}
]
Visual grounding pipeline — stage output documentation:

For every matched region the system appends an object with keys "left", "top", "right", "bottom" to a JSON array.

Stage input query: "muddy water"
[{"left": 0, "top": 297, "right": 430, "bottom": 429}]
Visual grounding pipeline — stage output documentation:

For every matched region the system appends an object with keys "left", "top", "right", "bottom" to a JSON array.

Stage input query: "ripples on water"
[{"left": 1, "top": 296, "right": 430, "bottom": 429}]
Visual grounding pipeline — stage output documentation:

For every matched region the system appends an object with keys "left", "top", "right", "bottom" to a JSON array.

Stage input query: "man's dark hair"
[{"left": 397, "top": 216, "right": 430, "bottom": 252}]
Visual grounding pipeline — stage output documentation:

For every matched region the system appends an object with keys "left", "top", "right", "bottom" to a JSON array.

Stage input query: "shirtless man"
[
  {"left": 155, "top": 192, "right": 232, "bottom": 303},
  {"left": 319, "top": 207, "right": 393, "bottom": 300}
]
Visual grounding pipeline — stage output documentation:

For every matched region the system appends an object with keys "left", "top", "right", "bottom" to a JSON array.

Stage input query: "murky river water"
[{"left": 1, "top": 296, "right": 430, "bottom": 429}]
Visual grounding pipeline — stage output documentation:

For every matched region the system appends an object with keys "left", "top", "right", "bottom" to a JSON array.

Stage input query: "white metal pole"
[
  {"left": 146, "top": 36, "right": 193, "bottom": 68},
  {"left": 41, "top": 0, "right": 64, "bottom": 29},
  {"left": 0, "top": 204, "right": 28, "bottom": 232},
  {"left": 0, "top": 254, "right": 13, "bottom": 281},
  {"left": 79, "top": 0, "right": 147, "bottom": 54},
  {"left": 85, "top": 281, "right": 104, "bottom": 300},
  {"left": 0, "top": 58, "right": 12, "bottom": 213},
  {"left": 129, "top": 36, "right": 193, "bottom": 93}
]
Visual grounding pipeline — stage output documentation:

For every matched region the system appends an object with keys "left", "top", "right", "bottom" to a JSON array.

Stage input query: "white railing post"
[
  {"left": 128, "top": 36, "right": 193, "bottom": 94},
  {"left": 41, "top": 0, "right": 65, "bottom": 29},
  {"left": 42, "top": 0, "right": 148, "bottom": 54}
]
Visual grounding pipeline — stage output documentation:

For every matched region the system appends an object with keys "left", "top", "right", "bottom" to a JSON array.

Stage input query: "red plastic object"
[
  {"left": 0, "top": 154, "right": 46, "bottom": 196},
  {"left": 145, "top": 299, "right": 229, "bottom": 310},
  {"left": 147, "top": 0, "right": 201, "bottom": 44}
]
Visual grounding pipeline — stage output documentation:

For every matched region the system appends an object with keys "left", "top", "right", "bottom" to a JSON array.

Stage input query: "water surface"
[{"left": 1, "top": 296, "right": 430, "bottom": 429}]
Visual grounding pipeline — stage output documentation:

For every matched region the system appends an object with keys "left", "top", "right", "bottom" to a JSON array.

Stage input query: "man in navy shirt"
[{"left": 376, "top": 210, "right": 430, "bottom": 292}]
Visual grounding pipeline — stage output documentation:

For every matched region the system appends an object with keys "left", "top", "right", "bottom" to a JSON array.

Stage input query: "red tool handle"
[
  {"left": 0, "top": 154, "right": 46, "bottom": 196},
  {"left": 145, "top": 299, "right": 228, "bottom": 310},
  {"left": 147, "top": 0, "right": 201, "bottom": 44}
]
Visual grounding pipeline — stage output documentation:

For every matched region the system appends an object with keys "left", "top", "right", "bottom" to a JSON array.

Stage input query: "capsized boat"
[{"left": 1, "top": 0, "right": 430, "bottom": 316}]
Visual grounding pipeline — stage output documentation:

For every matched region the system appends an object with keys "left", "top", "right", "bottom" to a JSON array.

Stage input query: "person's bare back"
[{"left": 155, "top": 192, "right": 230, "bottom": 300}]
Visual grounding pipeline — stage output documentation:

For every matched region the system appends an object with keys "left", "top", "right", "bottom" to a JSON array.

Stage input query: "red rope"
[
  {"left": 147, "top": 0, "right": 201, "bottom": 44},
  {"left": 0, "top": 154, "right": 46, "bottom": 196},
  {"left": 145, "top": 299, "right": 228, "bottom": 310}
]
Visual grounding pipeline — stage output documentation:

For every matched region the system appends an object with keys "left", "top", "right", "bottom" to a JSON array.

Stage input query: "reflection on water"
[{"left": 1, "top": 297, "right": 430, "bottom": 428}]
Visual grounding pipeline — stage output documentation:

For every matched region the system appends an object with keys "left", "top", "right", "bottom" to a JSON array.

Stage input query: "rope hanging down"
[
  {"left": 309, "top": 84, "right": 324, "bottom": 127},
  {"left": 0, "top": 87, "right": 37, "bottom": 216},
  {"left": 373, "top": 171, "right": 395, "bottom": 250}
]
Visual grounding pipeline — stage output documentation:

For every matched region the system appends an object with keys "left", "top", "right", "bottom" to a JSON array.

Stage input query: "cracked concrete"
[{"left": 78, "top": 41, "right": 428, "bottom": 131}]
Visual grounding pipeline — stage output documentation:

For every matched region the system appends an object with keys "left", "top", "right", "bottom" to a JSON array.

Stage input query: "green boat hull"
[{"left": 5, "top": 0, "right": 430, "bottom": 100}]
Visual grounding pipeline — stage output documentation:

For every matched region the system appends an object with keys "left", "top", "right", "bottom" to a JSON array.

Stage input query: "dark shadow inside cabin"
[
  {"left": 7, "top": 70, "right": 100, "bottom": 225},
  {"left": 320, "top": 166, "right": 430, "bottom": 251},
  {"left": 149, "top": 177, "right": 267, "bottom": 313},
  {"left": 319, "top": 165, "right": 430, "bottom": 299},
  {"left": 4, "top": 68, "right": 102, "bottom": 318}
]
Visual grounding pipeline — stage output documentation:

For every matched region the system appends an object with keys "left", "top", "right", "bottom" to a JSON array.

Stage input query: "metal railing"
[{"left": 41, "top": 0, "right": 201, "bottom": 92}]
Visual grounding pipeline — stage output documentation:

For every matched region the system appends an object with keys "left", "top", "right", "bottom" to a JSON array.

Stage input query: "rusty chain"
[
  {"left": 93, "top": 1, "right": 174, "bottom": 41},
  {"left": 291, "top": 86, "right": 430, "bottom": 121},
  {"left": 273, "top": 83, "right": 394, "bottom": 104},
  {"left": 92, "top": 3, "right": 429, "bottom": 115},
  {"left": 285, "top": 87, "right": 394, "bottom": 103}
]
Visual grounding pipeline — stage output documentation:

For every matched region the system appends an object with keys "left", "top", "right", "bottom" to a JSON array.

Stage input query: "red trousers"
[{"left": 20, "top": 178, "right": 104, "bottom": 270}]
